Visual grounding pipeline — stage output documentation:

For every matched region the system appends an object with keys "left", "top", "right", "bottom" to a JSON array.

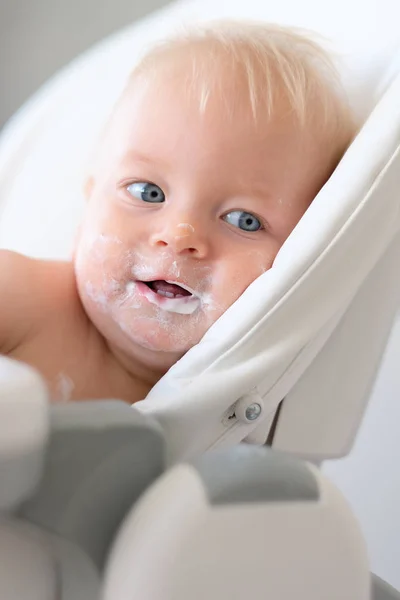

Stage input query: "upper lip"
[{"left": 165, "top": 280, "right": 198, "bottom": 297}]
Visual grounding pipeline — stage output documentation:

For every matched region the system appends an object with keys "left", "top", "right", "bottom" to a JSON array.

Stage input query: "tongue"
[{"left": 151, "top": 280, "right": 191, "bottom": 297}]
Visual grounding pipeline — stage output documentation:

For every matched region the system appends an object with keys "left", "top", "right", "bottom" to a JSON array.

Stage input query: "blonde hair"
[{"left": 125, "top": 20, "right": 355, "bottom": 156}]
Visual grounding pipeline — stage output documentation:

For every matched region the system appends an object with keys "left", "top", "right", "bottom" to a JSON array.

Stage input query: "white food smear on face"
[
  {"left": 120, "top": 264, "right": 221, "bottom": 350},
  {"left": 129, "top": 251, "right": 215, "bottom": 316},
  {"left": 54, "top": 372, "right": 75, "bottom": 402},
  {"left": 79, "top": 234, "right": 224, "bottom": 350},
  {"left": 128, "top": 281, "right": 200, "bottom": 315},
  {"left": 86, "top": 281, "right": 109, "bottom": 310}
]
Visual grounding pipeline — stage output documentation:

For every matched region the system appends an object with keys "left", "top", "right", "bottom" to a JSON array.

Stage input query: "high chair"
[{"left": 0, "top": 0, "right": 399, "bottom": 597}]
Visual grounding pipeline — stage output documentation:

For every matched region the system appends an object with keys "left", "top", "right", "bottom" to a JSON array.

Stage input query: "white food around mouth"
[{"left": 136, "top": 281, "right": 201, "bottom": 314}]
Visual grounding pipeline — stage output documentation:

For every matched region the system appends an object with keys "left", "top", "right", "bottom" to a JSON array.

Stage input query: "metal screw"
[{"left": 245, "top": 402, "right": 262, "bottom": 421}]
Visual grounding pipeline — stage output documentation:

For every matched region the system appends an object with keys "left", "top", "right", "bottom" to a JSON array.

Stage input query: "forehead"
[
  {"left": 93, "top": 66, "right": 330, "bottom": 218},
  {"left": 106, "top": 67, "right": 303, "bottom": 164},
  {"left": 100, "top": 77, "right": 326, "bottom": 217}
]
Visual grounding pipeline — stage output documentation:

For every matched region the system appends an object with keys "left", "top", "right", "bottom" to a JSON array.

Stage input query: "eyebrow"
[
  {"left": 231, "top": 172, "right": 275, "bottom": 200},
  {"left": 122, "top": 150, "right": 168, "bottom": 168},
  {"left": 237, "top": 183, "right": 275, "bottom": 205}
]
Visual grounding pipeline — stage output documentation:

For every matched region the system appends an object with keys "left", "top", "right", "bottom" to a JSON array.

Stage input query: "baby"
[{"left": 0, "top": 21, "right": 355, "bottom": 403}]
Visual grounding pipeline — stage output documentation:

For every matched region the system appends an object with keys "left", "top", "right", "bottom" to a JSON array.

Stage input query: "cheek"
[
  {"left": 83, "top": 183, "right": 134, "bottom": 239},
  {"left": 74, "top": 226, "right": 131, "bottom": 312},
  {"left": 215, "top": 248, "right": 275, "bottom": 308},
  {"left": 76, "top": 229, "right": 124, "bottom": 275},
  {"left": 75, "top": 191, "right": 138, "bottom": 276}
]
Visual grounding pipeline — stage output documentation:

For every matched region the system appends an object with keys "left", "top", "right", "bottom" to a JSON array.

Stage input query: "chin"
[{"left": 117, "top": 317, "right": 198, "bottom": 356}]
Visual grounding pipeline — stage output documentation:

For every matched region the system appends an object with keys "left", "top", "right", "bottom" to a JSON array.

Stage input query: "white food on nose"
[
  {"left": 174, "top": 223, "right": 195, "bottom": 239},
  {"left": 177, "top": 223, "right": 195, "bottom": 232}
]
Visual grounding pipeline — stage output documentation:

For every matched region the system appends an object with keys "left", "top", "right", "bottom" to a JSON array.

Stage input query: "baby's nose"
[{"left": 149, "top": 222, "right": 209, "bottom": 257}]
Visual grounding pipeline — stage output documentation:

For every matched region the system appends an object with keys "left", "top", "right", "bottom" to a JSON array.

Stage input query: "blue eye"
[
  {"left": 127, "top": 182, "right": 165, "bottom": 203},
  {"left": 223, "top": 210, "right": 262, "bottom": 232}
]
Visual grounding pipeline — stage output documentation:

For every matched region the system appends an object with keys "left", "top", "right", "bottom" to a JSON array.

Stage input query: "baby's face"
[{"left": 75, "top": 74, "right": 329, "bottom": 362}]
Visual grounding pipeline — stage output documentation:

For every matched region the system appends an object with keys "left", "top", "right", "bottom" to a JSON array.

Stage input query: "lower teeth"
[{"left": 155, "top": 289, "right": 191, "bottom": 300}]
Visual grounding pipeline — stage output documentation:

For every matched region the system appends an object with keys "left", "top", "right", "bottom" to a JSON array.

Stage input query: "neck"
[{"left": 107, "top": 339, "right": 184, "bottom": 400}]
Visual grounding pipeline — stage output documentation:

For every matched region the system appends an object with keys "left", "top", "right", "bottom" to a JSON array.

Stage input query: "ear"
[{"left": 84, "top": 176, "right": 95, "bottom": 200}]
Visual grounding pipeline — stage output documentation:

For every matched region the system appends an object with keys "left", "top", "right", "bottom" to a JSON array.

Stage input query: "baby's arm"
[{"left": 0, "top": 250, "right": 43, "bottom": 355}]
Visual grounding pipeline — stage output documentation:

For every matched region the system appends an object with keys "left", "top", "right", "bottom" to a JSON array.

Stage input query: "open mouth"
[
  {"left": 143, "top": 280, "right": 193, "bottom": 299},
  {"left": 135, "top": 279, "right": 200, "bottom": 315}
]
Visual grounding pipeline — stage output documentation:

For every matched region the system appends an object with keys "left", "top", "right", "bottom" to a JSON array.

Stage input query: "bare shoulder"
[{"left": 0, "top": 250, "right": 77, "bottom": 353}]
